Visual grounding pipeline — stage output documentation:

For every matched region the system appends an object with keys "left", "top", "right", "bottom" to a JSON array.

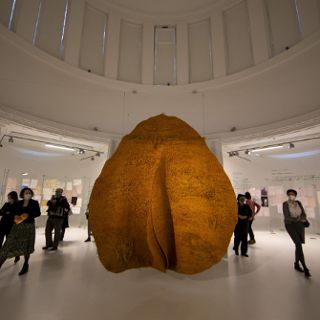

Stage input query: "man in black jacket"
[
  {"left": 42, "top": 188, "right": 70, "bottom": 251},
  {"left": 0, "top": 191, "right": 18, "bottom": 247}
]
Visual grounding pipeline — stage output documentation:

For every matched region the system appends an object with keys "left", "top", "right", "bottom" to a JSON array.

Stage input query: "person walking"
[
  {"left": 245, "top": 192, "right": 261, "bottom": 245},
  {"left": 0, "top": 187, "right": 41, "bottom": 275},
  {"left": 283, "top": 189, "right": 311, "bottom": 278},
  {"left": 233, "top": 194, "right": 253, "bottom": 257},
  {"left": 0, "top": 191, "right": 19, "bottom": 247}
]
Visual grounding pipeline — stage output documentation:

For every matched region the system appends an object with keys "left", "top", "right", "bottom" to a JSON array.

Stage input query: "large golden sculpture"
[{"left": 89, "top": 114, "right": 237, "bottom": 274}]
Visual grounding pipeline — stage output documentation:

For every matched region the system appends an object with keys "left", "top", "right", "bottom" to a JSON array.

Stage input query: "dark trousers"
[
  {"left": 295, "top": 243, "right": 307, "bottom": 268},
  {"left": 234, "top": 220, "right": 249, "bottom": 255},
  {"left": 87, "top": 220, "right": 92, "bottom": 238},
  {"left": 0, "top": 224, "right": 12, "bottom": 248},
  {"left": 45, "top": 217, "right": 63, "bottom": 248},
  {"left": 285, "top": 223, "right": 307, "bottom": 268},
  {"left": 60, "top": 227, "right": 65, "bottom": 241},
  {"left": 0, "top": 229, "right": 8, "bottom": 248},
  {"left": 248, "top": 220, "right": 255, "bottom": 241}
]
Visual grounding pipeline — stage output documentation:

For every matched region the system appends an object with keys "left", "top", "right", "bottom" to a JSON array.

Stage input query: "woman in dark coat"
[
  {"left": 0, "top": 191, "right": 18, "bottom": 247},
  {"left": 0, "top": 187, "right": 41, "bottom": 276},
  {"left": 233, "top": 194, "right": 253, "bottom": 257},
  {"left": 283, "top": 189, "right": 311, "bottom": 278}
]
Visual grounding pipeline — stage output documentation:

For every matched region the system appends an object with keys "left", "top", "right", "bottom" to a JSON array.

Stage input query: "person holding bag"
[
  {"left": 0, "top": 187, "right": 41, "bottom": 276},
  {"left": 283, "top": 189, "right": 311, "bottom": 278}
]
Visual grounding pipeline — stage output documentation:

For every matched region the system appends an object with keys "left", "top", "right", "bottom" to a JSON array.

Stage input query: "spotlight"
[
  {"left": 91, "top": 156, "right": 95, "bottom": 161},
  {"left": 228, "top": 151, "right": 239, "bottom": 157},
  {"left": 245, "top": 150, "right": 251, "bottom": 155},
  {"left": 8, "top": 136, "right": 14, "bottom": 143},
  {"left": 95, "top": 152, "right": 101, "bottom": 157},
  {"left": 21, "top": 172, "right": 29, "bottom": 176},
  {"left": 78, "top": 149, "right": 85, "bottom": 155},
  {"left": 288, "top": 143, "right": 295, "bottom": 149}
]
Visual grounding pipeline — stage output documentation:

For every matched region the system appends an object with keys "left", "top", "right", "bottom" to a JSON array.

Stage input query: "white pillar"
[
  {"left": 64, "top": 0, "right": 85, "bottom": 67},
  {"left": 105, "top": 12, "right": 121, "bottom": 79},
  {"left": 176, "top": 22, "right": 189, "bottom": 85},
  {"left": 141, "top": 22, "right": 154, "bottom": 84},
  {"left": 247, "top": 0, "right": 270, "bottom": 65},
  {"left": 210, "top": 10, "right": 227, "bottom": 78}
]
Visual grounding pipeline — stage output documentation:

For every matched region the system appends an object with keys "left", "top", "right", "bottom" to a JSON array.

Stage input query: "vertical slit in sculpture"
[{"left": 148, "top": 146, "right": 176, "bottom": 271}]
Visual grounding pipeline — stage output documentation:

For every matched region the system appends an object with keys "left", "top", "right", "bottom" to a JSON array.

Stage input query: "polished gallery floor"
[{"left": 0, "top": 228, "right": 319, "bottom": 320}]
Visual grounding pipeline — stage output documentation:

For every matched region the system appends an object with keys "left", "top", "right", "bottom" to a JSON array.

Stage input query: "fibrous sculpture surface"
[{"left": 89, "top": 114, "right": 237, "bottom": 274}]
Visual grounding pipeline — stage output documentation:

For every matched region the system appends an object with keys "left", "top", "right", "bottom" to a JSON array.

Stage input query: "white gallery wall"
[
  {"left": 223, "top": 149, "right": 320, "bottom": 234},
  {"left": 0, "top": 143, "right": 108, "bottom": 228}
]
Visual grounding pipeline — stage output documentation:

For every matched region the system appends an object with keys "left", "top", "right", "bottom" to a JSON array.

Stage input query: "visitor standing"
[
  {"left": 0, "top": 191, "right": 18, "bottom": 247},
  {"left": 0, "top": 187, "right": 41, "bottom": 275},
  {"left": 283, "top": 189, "right": 311, "bottom": 278},
  {"left": 43, "top": 188, "right": 70, "bottom": 251},
  {"left": 233, "top": 194, "right": 252, "bottom": 257},
  {"left": 245, "top": 192, "right": 261, "bottom": 244}
]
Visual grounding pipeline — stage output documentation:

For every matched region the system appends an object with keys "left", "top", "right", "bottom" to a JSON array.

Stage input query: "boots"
[
  {"left": 18, "top": 262, "right": 29, "bottom": 276},
  {"left": 304, "top": 268, "right": 311, "bottom": 278}
]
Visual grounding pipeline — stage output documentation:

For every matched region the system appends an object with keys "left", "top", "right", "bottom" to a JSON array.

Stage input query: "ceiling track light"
[
  {"left": 8, "top": 136, "right": 14, "bottom": 143},
  {"left": 45, "top": 144, "right": 75, "bottom": 151},
  {"left": 228, "top": 140, "right": 300, "bottom": 157},
  {"left": 251, "top": 145, "right": 284, "bottom": 152}
]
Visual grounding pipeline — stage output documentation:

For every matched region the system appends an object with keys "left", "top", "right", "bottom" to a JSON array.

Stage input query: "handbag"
[{"left": 303, "top": 220, "right": 310, "bottom": 228}]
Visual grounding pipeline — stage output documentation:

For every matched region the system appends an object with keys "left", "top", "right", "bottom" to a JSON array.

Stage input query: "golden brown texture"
[{"left": 89, "top": 114, "right": 237, "bottom": 274}]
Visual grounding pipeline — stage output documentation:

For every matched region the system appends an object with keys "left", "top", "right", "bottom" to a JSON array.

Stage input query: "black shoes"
[
  {"left": 294, "top": 262, "right": 311, "bottom": 278},
  {"left": 84, "top": 237, "right": 91, "bottom": 242},
  {"left": 304, "top": 268, "right": 312, "bottom": 278},
  {"left": 294, "top": 262, "right": 304, "bottom": 273},
  {"left": 43, "top": 246, "right": 57, "bottom": 251},
  {"left": 241, "top": 254, "right": 249, "bottom": 257},
  {"left": 18, "top": 263, "right": 29, "bottom": 276}
]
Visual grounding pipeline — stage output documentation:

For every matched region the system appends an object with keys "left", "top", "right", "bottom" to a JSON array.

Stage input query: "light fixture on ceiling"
[
  {"left": 8, "top": 136, "right": 14, "bottom": 143},
  {"left": 251, "top": 145, "right": 284, "bottom": 153},
  {"left": 228, "top": 151, "right": 239, "bottom": 157},
  {"left": 78, "top": 149, "right": 85, "bottom": 155},
  {"left": 21, "top": 172, "right": 29, "bottom": 176},
  {"left": 95, "top": 152, "right": 101, "bottom": 157},
  {"left": 244, "top": 150, "right": 251, "bottom": 155},
  {"left": 90, "top": 156, "right": 95, "bottom": 161},
  {"left": 288, "top": 142, "right": 295, "bottom": 149},
  {"left": 45, "top": 144, "right": 75, "bottom": 151}
]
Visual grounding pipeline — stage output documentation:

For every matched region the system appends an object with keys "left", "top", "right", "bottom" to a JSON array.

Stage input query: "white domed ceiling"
[{"left": 104, "top": 0, "right": 221, "bottom": 16}]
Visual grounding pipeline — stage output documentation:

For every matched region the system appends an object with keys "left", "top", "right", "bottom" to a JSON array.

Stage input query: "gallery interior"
[{"left": 0, "top": 0, "right": 320, "bottom": 319}]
